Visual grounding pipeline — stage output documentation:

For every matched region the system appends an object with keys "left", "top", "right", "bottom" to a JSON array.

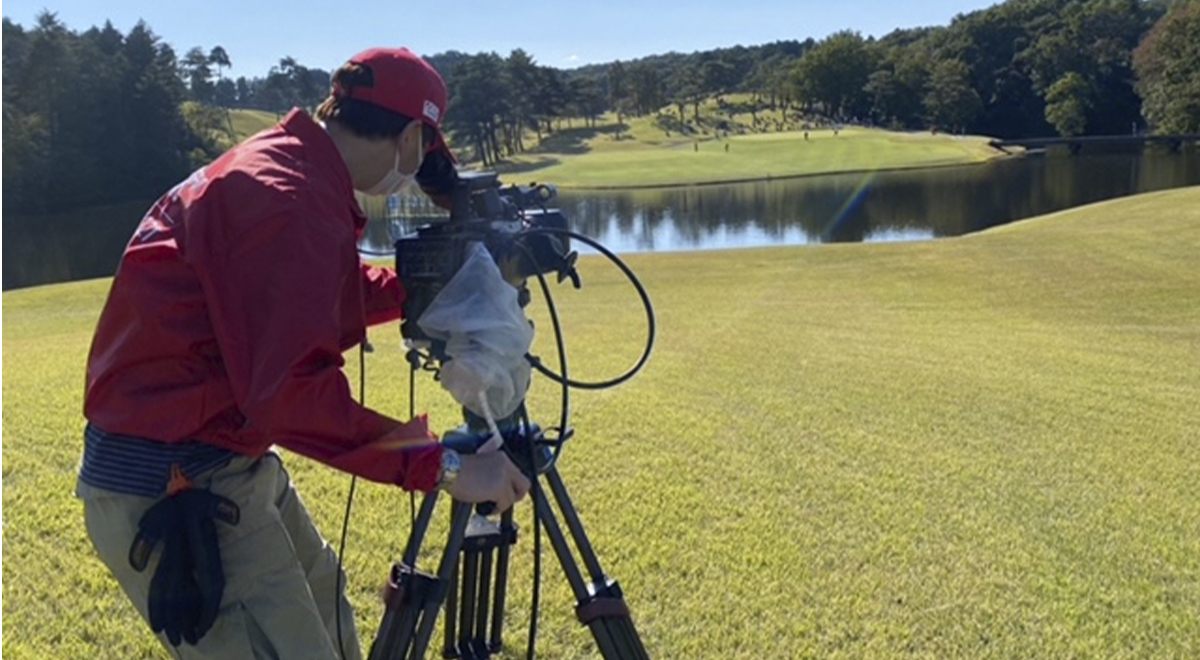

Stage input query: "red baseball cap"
[{"left": 334, "top": 47, "right": 454, "bottom": 161}]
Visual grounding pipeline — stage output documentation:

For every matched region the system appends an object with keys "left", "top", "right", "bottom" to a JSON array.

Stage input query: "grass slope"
[
  {"left": 3, "top": 187, "right": 1198, "bottom": 658},
  {"left": 494, "top": 97, "right": 1002, "bottom": 188},
  {"left": 227, "top": 108, "right": 280, "bottom": 140}
]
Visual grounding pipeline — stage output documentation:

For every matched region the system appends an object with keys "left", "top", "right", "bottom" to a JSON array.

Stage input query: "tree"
[
  {"left": 3, "top": 14, "right": 199, "bottom": 214},
  {"left": 701, "top": 56, "right": 736, "bottom": 101},
  {"left": 1044, "top": 72, "right": 1092, "bottom": 136},
  {"left": 924, "top": 59, "right": 981, "bottom": 132},
  {"left": 3, "top": 16, "right": 49, "bottom": 211},
  {"left": 214, "top": 78, "right": 237, "bottom": 107},
  {"left": 865, "top": 70, "right": 900, "bottom": 125},
  {"left": 1134, "top": 1, "right": 1200, "bottom": 133},
  {"left": 568, "top": 76, "right": 606, "bottom": 127},
  {"left": 208, "top": 46, "right": 231, "bottom": 112},
  {"left": 670, "top": 62, "right": 706, "bottom": 123},
  {"left": 1017, "top": 0, "right": 1159, "bottom": 135},
  {"left": 443, "top": 53, "right": 509, "bottom": 165},
  {"left": 864, "top": 44, "right": 931, "bottom": 128},
  {"left": 254, "top": 57, "right": 327, "bottom": 112},
  {"left": 614, "top": 97, "right": 636, "bottom": 139},
  {"left": 791, "top": 31, "right": 874, "bottom": 119},
  {"left": 505, "top": 49, "right": 537, "bottom": 149},
  {"left": 235, "top": 76, "right": 251, "bottom": 105},
  {"left": 606, "top": 61, "right": 629, "bottom": 113},
  {"left": 289, "top": 59, "right": 327, "bottom": 110},
  {"left": 183, "top": 46, "right": 214, "bottom": 103},
  {"left": 630, "top": 62, "right": 663, "bottom": 115},
  {"left": 533, "top": 66, "right": 568, "bottom": 133},
  {"left": 123, "top": 24, "right": 197, "bottom": 188},
  {"left": 209, "top": 45, "right": 230, "bottom": 80}
]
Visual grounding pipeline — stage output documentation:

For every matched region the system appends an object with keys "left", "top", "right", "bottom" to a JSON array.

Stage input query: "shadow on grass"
[
  {"left": 525, "top": 123, "right": 626, "bottom": 155},
  {"left": 493, "top": 156, "right": 562, "bottom": 178}
]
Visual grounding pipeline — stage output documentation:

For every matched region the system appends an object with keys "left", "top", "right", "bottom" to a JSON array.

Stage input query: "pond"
[
  {"left": 358, "top": 147, "right": 1200, "bottom": 254},
  {"left": 5, "top": 148, "right": 1198, "bottom": 290}
]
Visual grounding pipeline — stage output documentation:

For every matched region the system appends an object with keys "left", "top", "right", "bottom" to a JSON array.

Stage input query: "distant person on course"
[{"left": 78, "top": 47, "right": 530, "bottom": 659}]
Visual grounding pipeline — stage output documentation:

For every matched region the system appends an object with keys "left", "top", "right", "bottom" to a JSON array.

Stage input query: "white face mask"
[{"left": 365, "top": 148, "right": 419, "bottom": 197}]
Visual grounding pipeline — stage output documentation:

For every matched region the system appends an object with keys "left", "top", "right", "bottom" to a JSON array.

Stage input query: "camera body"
[{"left": 395, "top": 171, "right": 575, "bottom": 344}]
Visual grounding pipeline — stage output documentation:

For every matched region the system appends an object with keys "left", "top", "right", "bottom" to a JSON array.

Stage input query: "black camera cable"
[
  {"left": 512, "top": 239, "right": 574, "bottom": 660},
  {"left": 514, "top": 240, "right": 573, "bottom": 463},
  {"left": 519, "top": 402, "right": 544, "bottom": 660},
  {"left": 334, "top": 341, "right": 367, "bottom": 660},
  {"left": 524, "top": 228, "right": 656, "bottom": 392}
]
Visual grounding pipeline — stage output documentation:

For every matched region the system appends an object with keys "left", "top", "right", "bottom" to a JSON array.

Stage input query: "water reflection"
[
  {"left": 359, "top": 148, "right": 1199, "bottom": 254},
  {"left": 9, "top": 150, "right": 1194, "bottom": 290}
]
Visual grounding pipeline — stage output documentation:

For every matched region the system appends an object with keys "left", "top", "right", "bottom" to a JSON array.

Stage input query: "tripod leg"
[
  {"left": 369, "top": 491, "right": 441, "bottom": 660},
  {"left": 408, "top": 500, "right": 473, "bottom": 657},
  {"left": 488, "top": 510, "right": 515, "bottom": 653},
  {"left": 457, "top": 538, "right": 479, "bottom": 655},
  {"left": 534, "top": 472, "right": 651, "bottom": 660},
  {"left": 402, "top": 491, "right": 441, "bottom": 565},
  {"left": 529, "top": 484, "right": 625, "bottom": 658},
  {"left": 543, "top": 467, "right": 607, "bottom": 582},
  {"left": 443, "top": 559, "right": 459, "bottom": 658},
  {"left": 474, "top": 547, "right": 493, "bottom": 656}
]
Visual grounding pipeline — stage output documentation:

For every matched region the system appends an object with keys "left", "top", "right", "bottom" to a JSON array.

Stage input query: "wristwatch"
[{"left": 437, "top": 448, "right": 462, "bottom": 490}]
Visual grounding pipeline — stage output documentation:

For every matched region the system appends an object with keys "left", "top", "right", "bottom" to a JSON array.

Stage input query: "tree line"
[
  {"left": 4, "top": 14, "right": 212, "bottom": 214},
  {"left": 2, "top": 13, "right": 336, "bottom": 215},
  {"left": 426, "top": 0, "right": 1198, "bottom": 164},
  {"left": 181, "top": 46, "right": 330, "bottom": 113},
  {"left": 4, "top": 0, "right": 1198, "bottom": 216}
]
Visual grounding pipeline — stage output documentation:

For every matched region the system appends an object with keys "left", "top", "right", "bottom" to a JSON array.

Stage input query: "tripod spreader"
[
  {"left": 369, "top": 420, "right": 648, "bottom": 659},
  {"left": 441, "top": 510, "right": 518, "bottom": 659}
]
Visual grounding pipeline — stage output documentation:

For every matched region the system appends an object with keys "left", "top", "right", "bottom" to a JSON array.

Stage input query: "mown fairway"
[
  {"left": 3, "top": 187, "right": 1198, "bottom": 658},
  {"left": 226, "top": 104, "right": 1003, "bottom": 190},
  {"left": 490, "top": 98, "right": 1002, "bottom": 188},
  {"left": 497, "top": 124, "right": 1000, "bottom": 189}
]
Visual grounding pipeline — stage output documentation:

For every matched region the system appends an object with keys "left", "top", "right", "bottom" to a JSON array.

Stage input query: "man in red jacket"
[{"left": 77, "top": 47, "right": 529, "bottom": 658}]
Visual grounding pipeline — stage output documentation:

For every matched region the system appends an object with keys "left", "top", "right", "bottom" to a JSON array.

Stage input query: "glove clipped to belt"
[{"left": 128, "top": 465, "right": 240, "bottom": 646}]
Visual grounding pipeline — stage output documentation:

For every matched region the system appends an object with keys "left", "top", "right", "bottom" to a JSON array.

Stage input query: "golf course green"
[
  {"left": 493, "top": 120, "right": 1002, "bottom": 189},
  {"left": 223, "top": 104, "right": 1005, "bottom": 189}
]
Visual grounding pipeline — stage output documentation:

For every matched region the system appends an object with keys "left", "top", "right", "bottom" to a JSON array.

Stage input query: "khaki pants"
[{"left": 77, "top": 452, "right": 362, "bottom": 659}]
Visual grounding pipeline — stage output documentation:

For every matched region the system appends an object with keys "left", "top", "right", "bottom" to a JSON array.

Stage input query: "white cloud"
[{"left": 565, "top": 54, "right": 580, "bottom": 63}]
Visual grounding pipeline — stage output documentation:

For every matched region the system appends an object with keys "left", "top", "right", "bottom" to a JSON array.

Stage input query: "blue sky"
[{"left": 4, "top": 1, "right": 999, "bottom": 79}]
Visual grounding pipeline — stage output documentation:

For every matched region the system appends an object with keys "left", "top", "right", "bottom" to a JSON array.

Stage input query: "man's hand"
[{"left": 444, "top": 451, "right": 531, "bottom": 512}]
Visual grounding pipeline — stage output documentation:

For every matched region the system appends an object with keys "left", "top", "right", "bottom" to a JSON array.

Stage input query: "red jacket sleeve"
[
  {"left": 188, "top": 190, "right": 441, "bottom": 491},
  {"left": 361, "top": 263, "right": 406, "bottom": 326}
]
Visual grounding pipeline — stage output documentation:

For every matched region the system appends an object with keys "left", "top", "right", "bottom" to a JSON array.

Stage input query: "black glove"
[{"left": 129, "top": 488, "right": 240, "bottom": 646}]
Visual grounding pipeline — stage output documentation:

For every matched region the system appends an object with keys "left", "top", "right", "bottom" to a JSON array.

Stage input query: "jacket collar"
[{"left": 279, "top": 108, "right": 369, "bottom": 230}]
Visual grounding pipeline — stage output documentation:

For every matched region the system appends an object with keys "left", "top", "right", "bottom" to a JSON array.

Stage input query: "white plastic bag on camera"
[{"left": 416, "top": 242, "right": 533, "bottom": 424}]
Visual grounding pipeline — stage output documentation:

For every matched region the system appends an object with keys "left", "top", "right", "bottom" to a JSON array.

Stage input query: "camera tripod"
[
  {"left": 368, "top": 414, "right": 649, "bottom": 660},
  {"left": 368, "top": 167, "right": 656, "bottom": 657}
]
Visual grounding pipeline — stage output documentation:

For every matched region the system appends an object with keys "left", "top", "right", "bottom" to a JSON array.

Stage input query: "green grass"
[
  {"left": 227, "top": 108, "right": 281, "bottom": 140},
  {"left": 494, "top": 97, "right": 1003, "bottom": 188},
  {"left": 221, "top": 99, "right": 1001, "bottom": 190},
  {"left": 182, "top": 106, "right": 280, "bottom": 151},
  {"left": 4, "top": 187, "right": 1199, "bottom": 658}
]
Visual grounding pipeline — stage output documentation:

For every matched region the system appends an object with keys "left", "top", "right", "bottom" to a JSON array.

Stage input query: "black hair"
[{"left": 315, "top": 62, "right": 437, "bottom": 144}]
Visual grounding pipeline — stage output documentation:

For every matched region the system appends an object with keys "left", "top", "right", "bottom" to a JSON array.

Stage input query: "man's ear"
[
  {"left": 407, "top": 120, "right": 427, "bottom": 150},
  {"left": 399, "top": 121, "right": 424, "bottom": 172}
]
